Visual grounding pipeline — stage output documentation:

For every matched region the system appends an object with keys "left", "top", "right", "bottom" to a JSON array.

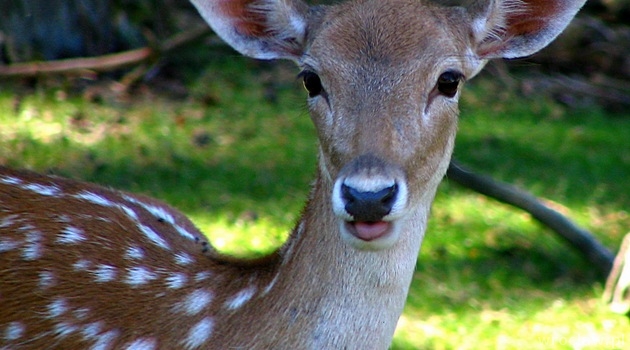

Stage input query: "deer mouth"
[
  {"left": 330, "top": 154, "right": 409, "bottom": 250},
  {"left": 345, "top": 221, "right": 392, "bottom": 241},
  {"left": 338, "top": 218, "right": 400, "bottom": 251}
]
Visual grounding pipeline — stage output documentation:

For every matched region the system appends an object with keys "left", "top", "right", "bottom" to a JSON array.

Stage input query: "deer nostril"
[
  {"left": 381, "top": 184, "right": 397, "bottom": 205},
  {"left": 341, "top": 183, "right": 398, "bottom": 222}
]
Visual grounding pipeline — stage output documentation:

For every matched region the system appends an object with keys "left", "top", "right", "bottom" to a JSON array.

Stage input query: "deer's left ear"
[
  {"left": 470, "top": 0, "right": 586, "bottom": 59},
  {"left": 190, "top": 0, "right": 309, "bottom": 61}
]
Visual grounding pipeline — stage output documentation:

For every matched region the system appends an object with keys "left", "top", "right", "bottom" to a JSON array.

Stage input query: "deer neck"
[{"left": 266, "top": 161, "right": 435, "bottom": 348}]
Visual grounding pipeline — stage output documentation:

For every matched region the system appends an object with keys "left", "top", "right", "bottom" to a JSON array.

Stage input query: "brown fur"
[{"left": 1, "top": 0, "right": 584, "bottom": 348}]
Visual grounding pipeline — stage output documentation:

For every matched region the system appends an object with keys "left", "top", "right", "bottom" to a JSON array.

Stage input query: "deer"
[{"left": 0, "top": 0, "right": 584, "bottom": 348}]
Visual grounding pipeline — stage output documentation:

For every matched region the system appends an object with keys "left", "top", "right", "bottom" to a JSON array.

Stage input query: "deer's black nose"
[{"left": 341, "top": 183, "right": 397, "bottom": 222}]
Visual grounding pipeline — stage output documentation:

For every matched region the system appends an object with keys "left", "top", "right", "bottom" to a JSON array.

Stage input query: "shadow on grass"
[
  {"left": 41, "top": 140, "right": 315, "bottom": 223},
  {"left": 455, "top": 129, "right": 630, "bottom": 210},
  {"left": 457, "top": 81, "right": 630, "bottom": 212}
]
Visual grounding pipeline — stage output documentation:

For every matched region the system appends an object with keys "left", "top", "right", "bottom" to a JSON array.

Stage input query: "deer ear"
[
  {"left": 190, "top": 0, "right": 309, "bottom": 61},
  {"left": 471, "top": 0, "right": 585, "bottom": 59}
]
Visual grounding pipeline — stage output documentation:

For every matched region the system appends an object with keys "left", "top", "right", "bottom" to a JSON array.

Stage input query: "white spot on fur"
[
  {"left": 55, "top": 214, "right": 73, "bottom": 223},
  {"left": 81, "top": 321, "right": 103, "bottom": 340},
  {"left": 126, "top": 266, "right": 158, "bottom": 286},
  {"left": 39, "top": 270, "right": 56, "bottom": 289},
  {"left": 194, "top": 271, "right": 212, "bottom": 282},
  {"left": 183, "top": 317, "right": 214, "bottom": 349},
  {"left": 123, "top": 192, "right": 196, "bottom": 241},
  {"left": 225, "top": 286, "right": 256, "bottom": 310},
  {"left": 89, "top": 329, "right": 120, "bottom": 350},
  {"left": 93, "top": 264, "right": 117, "bottom": 283},
  {"left": 0, "top": 214, "right": 19, "bottom": 228},
  {"left": 118, "top": 204, "right": 139, "bottom": 221},
  {"left": 4, "top": 321, "right": 25, "bottom": 341},
  {"left": 0, "top": 238, "right": 20, "bottom": 253},
  {"left": 175, "top": 224, "right": 196, "bottom": 241},
  {"left": 123, "top": 195, "right": 170, "bottom": 220},
  {"left": 125, "top": 246, "right": 145, "bottom": 260},
  {"left": 21, "top": 182, "right": 61, "bottom": 196},
  {"left": 165, "top": 273, "right": 188, "bottom": 289},
  {"left": 73, "top": 259, "right": 92, "bottom": 271},
  {"left": 22, "top": 227, "right": 42, "bottom": 260},
  {"left": 74, "top": 191, "right": 115, "bottom": 207},
  {"left": 57, "top": 226, "right": 86, "bottom": 244},
  {"left": 146, "top": 205, "right": 174, "bottom": 224},
  {"left": 174, "top": 252, "right": 194, "bottom": 265},
  {"left": 0, "top": 175, "right": 22, "bottom": 185},
  {"left": 176, "top": 289, "right": 214, "bottom": 315},
  {"left": 54, "top": 322, "right": 77, "bottom": 339},
  {"left": 48, "top": 298, "right": 68, "bottom": 318},
  {"left": 74, "top": 307, "right": 90, "bottom": 320},
  {"left": 124, "top": 337, "right": 157, "bottom": 350},
  {"left": 138, "top": 224, "right": 170, "bottom": 250}
]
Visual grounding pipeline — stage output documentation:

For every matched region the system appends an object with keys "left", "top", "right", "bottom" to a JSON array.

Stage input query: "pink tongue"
[{"left": 353, "top": 221, "right": 390, "bottom": 241}]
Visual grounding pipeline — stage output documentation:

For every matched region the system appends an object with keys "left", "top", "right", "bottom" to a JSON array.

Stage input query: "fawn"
[{"left": 0, "top": 0, "right": 584, "bottom": 348}]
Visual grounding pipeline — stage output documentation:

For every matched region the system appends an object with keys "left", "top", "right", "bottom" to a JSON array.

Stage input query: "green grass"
[{"left": 1, "top": 51, "right": 629, "bottom": 348}]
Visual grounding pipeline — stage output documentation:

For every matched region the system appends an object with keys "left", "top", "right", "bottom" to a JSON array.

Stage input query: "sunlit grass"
[
  {"left": 1, "top": 51, "right": 629, "bottom": 348},
  {"left": 191, "top": 214, "right": 285, "bottom": 253}
]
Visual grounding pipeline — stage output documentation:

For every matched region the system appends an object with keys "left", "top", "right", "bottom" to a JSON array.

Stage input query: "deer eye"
[
  {"left": 436, "top": 70, "right": 463, "bottom": 97},
  {"left": 299, "top": 71, "right": 323, "bottom": 98}
]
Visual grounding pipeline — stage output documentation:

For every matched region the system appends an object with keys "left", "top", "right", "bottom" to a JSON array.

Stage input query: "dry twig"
[{"left": 0, "top": 25, "right": 210, "bottom": 78}]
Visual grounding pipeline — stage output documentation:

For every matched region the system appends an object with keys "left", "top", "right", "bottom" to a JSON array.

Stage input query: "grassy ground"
[{"left": 1, "top": 48, "right": 629, "bottom": 348}]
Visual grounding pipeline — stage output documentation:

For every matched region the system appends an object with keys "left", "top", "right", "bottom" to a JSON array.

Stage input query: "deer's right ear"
[{"left": 190, "top": 0, "right": 309, "bottom": 61}]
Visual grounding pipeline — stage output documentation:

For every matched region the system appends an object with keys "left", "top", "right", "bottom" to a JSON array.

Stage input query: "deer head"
[{"left": 191, "top": 0, "right": 584, "bottom": 251}]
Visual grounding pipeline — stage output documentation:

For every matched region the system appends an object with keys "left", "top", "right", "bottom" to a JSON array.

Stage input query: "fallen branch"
[
  {"left": 0, "top": 25, "right": 211, "bottom": 78},
  {"left": 446, "top": 160, "right": 615, "bottom": 278},
  {"left": 0, "top": 48, "right": 154, "bottom": 77},
  {"left": 548, "top": 74, "right": 630, "bottom": 107}
]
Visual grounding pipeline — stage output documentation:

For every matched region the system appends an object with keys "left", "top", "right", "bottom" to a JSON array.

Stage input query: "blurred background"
[{"left": 1, "top": 0, "right": 629, "bottom": 348}]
